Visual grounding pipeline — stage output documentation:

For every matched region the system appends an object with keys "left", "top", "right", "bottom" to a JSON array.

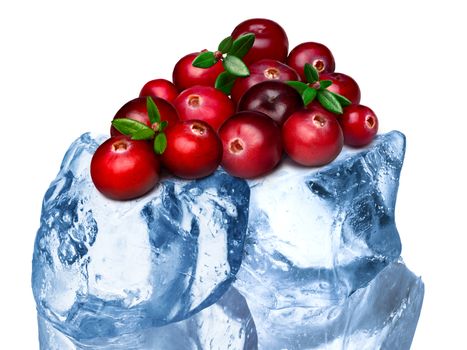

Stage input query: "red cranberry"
[
  {"left": 110, "top": 97, "right": 179, "bottom": 136},
  {"left": 340, "top": 104, "right": 378, "bottom": 147},
  {"left": 90, "top": 136, "right": 160, "bottom": 200},
  {"left": 139, "top": 79, "right": 179, "bottom": 103},
  {"left": 231, "top": 59, "right": 299, "bottom": 103},
  {"left": 231, "top": 18, "right": 289, "bottom": 65},
  {"left": 306, "top": 100, "right": 330, "bottom": 114},
  {"left": 173, "top": 85, "right": 234, "bottom": 131},
  {"left": 238, "top": 81, "right": 304, "bottom": 125},
  {"left": 219, "top": 111, "right": 282, "bottom": 178},
  {"left": 161, "top": 120, "right": 222, "bottom": 179},
  {"left": 172, "top": 52, "right": 224, "bottom": 91},
  {"left": 282, "top": 108, "right": 343, "bottom": 166},
  {"left": 287, "top": 42, "right": 335, "bottom": 80},
  {"left": 320, "top": 72, "right": 361, "bottom": 105}
]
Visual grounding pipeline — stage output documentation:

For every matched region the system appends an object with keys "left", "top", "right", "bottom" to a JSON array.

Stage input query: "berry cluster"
[{"left": 91, "top": 18, "right": 379, "bottom": 200}]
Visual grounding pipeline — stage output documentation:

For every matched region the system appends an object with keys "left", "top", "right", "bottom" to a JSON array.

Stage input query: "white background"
[{"left": 1, "top": 0, "right": 465, "bottom": 348}]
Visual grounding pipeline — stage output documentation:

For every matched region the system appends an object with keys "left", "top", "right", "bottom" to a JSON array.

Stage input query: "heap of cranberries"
[{"left": 91, "top": 18, "right": 381, "bottom": 200}]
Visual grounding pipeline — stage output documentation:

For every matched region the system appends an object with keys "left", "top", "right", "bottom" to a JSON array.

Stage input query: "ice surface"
[
  {"left": 234, "top": 131, "right": 423, "bottom": 349},
  {"left": 33, "top": 131, "right": 423, "bottom": 349},
  {"left": 235, "top": 261, "right": 423, "bottom": 350},
  {"left": 32, "top": 133, "right": 250, "bottom": 341},
  {"left": 38, "top": 286, "right": 257, "bottom": 349}
]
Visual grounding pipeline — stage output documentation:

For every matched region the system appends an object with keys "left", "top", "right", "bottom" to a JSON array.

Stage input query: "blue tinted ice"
[
  {"left": 38, "top": 286, "right": 257, "bottom": 349},
  {"left": 237, "top": 261, "right": 423, "bottom": 350},
  {"left": 32, "top": 131, "right": 423, "bottom": 349},
  {"left": 234, "top": 131, "right": 423, "bottom": 349},
  {"left": 32, "top": 133, "right": 250, "bottom": 341}
]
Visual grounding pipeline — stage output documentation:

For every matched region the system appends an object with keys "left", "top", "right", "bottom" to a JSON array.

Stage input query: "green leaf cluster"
[
  {"left": 192, "top": 33, "right": 256, "bottom": 94},
  {"left": 287, "top": 63, "right": 352, "bottom": 114},
  {"left": 111, "top": 97, "right": 168, "bottom": 155}
]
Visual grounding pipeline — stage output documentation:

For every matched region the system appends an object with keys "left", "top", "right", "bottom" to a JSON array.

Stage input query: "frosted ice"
[
  {"left": 32, "top": 133, "right": 250, "bottom": 341},
  {"left": 32, "top": 131, "right": 423, "bottom": 349}
]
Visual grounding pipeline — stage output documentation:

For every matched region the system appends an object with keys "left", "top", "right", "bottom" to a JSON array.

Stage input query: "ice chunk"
[
  {"left": 33, "top": 131, "right": 423, "bottom": 349},
  {"left": 242, "top": 261, "right": 423, "bottom": 350},
  {"left": 32, "top": 134, "right": 250, "bottom": 342},
  {"left": 38, "top": 287, "right": 258, "bottom": 350},
  {"left": 234, "top": 131, "right": 423, "bottom": 348}
]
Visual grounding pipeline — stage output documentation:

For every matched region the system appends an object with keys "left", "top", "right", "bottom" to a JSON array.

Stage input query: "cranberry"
[
  {"left": 287, "top": 42, "right": 335, "bottom": 80},
  {"left": 306, "top": 100, "right": 331, "bottom": 114},
  {"left": 90, "top": 136, "right": 160, "bottom": 200},
  {"left": 340, "top": 104, "right": 378, "bottom": 147},
  {"left": 231, "top": 59, "right": 299, "bottom": 103},
  {"left": 110, "top": 97, "right": 179, "bottom": 137},
  {"left": 320, "top": 72, "right": 361, "bottom": 105},
  {"left": 219, "top": 111, "right": 282, "bottom": 178},
  {"left": 161, "top": 120, "right": 222, "bottom": 179},
  {"left": 282, "top": 108, "right": 343, "bottom": 166},
  {"left": 172, "top": 52, "right": 224, "bottom": 91},
  {"left": 173, "top": 85, "right": 234, "bottom": 131},
  {"left": 231, "top": 18, "right": 289, "bottom": 65},
  {"left": 139, "top": 79, "right": 179, "bottom": 103},
  {"left": 238, "top": 80, "right": 303, "bottom": 126}
]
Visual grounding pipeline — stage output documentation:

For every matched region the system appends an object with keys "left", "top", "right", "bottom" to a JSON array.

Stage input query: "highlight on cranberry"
[{"left": 90, "top": 18, "right": 383, "bottom": 199}]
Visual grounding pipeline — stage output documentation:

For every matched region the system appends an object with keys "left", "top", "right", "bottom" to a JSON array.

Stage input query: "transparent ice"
[
  {"left": 32, "top": 133, "right": 251, "bottom": 345},
  {"left": 234, "top": 131, "right": 422, "bottom": 348},
  {"left": 38, "top": 286, "right": 258, "bottom": 350},
  {"left": 32, "top": 131, "right": 423, "bottom": 349}
]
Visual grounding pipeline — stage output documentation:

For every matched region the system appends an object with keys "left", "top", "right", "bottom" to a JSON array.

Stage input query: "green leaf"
[
  {"left": 286, "top": 81, "right": 309, "bottom": 94},
  {"left": 146, "top": 97, "right": 161, "bottom": 124},
  {"left": 223, "top": 55, "right": 250, "bottom": 77},
  {"left": 302, "top": 87, "right": 317, "bottom": 106},
  {"left": 215, "top": 71, "right": 237, "bottom": 94},
  {"left": 218, "top": 36, "right": 233, "bottom": 54},
  {"left": 112, "top": 118, "right": 154, "bottom": 137},
  {"left": 329, "top": 91, "right": 352, "bottom": 107},
  {"left": 159, "top": 120, "right": 169, "bottom": 131},
  {"left": 192, "top": 51, "right": 217, "bottom": 68},
  {"left": 319, "top": 80, "right": 333, "bottom": 90},
  {"left": 131, "top": 128, "right": 156, "bottom": 140},
  {"left": 154, "top": 132, "right": 167, "bottom": 155},
  {"left": 229, "top": 33, "right": 255, "bottom": 59},
  {"left": 304, "top": 63, "right": 319, "bottom": 83},
  {"left": 317, "top": 90, "right": 343, "bottom": 114}
]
